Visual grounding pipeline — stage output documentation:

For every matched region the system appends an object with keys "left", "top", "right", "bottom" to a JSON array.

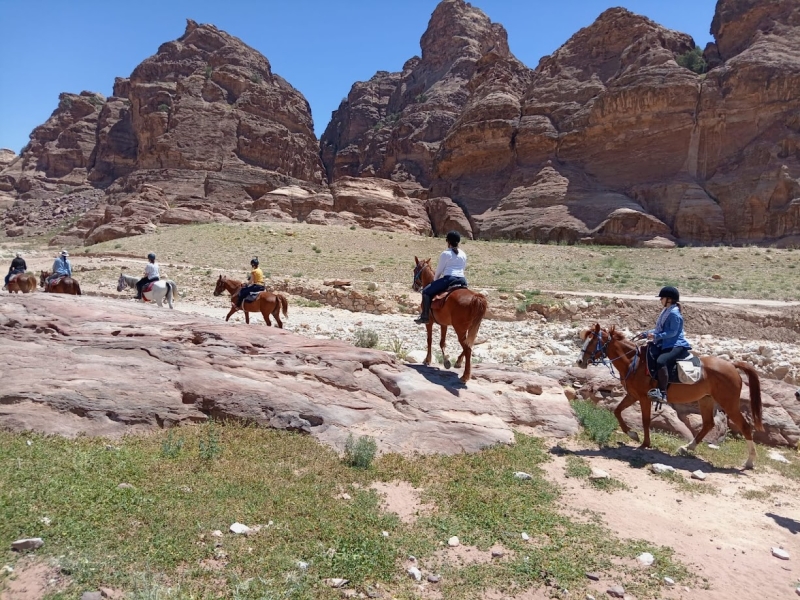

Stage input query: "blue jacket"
[
  {"left": 648, "top": 305, "right": 691, "bottom": 350},
  {"left": 52, "top": 257, "right": 72, "bottom": 277}
]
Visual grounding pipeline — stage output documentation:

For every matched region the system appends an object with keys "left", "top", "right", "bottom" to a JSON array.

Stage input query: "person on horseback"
[
  {"left": 234, "top": 258, "right": 265, "bottom": 308},
  {"left": 47, "top": 250, "right": 72, "bottom": 286},
  {"left": 415, "top": 231, "right": 467, "bottom": 324},
  {"left": 4, "top": 252, "right": 27, "bottom": 289},
  {"left": 641, "top": 286, "right": 692, "bottom": 405},
  {"left": 134, "top": 253, "right": 160, "bottom": 300}
]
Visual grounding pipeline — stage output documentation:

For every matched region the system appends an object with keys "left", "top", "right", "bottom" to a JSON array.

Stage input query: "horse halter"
[
  {"left": 412, "top": 264, "right": 426, "bottom": 292},
  {"left": 581, "top": 329, "right": 610, "bottom": 366}
]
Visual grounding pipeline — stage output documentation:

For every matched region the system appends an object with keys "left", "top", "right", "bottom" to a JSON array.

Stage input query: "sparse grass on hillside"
[
  {"left": 0, "top": 425, "right": 690, "bottom": 599},
  {"left": 84, "top": 222, "right": 800, "bottom": 301}
]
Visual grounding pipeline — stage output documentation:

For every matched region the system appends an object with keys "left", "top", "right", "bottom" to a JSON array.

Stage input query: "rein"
[
  {"left": 584, "top": 330, "right": 641, "bottom": 384},
  {"left": 412, "top": 264, "right": 431, "bottom": 291}
]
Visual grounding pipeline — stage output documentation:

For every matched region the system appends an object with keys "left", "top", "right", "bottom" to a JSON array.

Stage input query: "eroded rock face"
[{"left": 0, "top": 294, "right": 577, "bottom": 453}]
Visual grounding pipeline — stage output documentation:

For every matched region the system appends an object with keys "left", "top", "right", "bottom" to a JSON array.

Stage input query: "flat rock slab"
[{"left": 0, "top": 295, "right": 577, "bottom": 455}]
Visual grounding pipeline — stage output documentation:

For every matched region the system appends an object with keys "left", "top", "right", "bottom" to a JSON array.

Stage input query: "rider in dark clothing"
[{"left": 4, "top": 253, "right": 27, "bottom": 288}]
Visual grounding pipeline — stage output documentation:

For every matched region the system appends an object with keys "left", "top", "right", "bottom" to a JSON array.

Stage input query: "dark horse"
[
  {"left": 577, "top": 323, "right": 764, "bottom": 469},
  {"left": 213, "top": 275, "right": 288, "bottom": 327},
  {"left": 39, "top": 270, "right": 81, "bottom": 295},
  {"left": 412, "top": 257, "right": 488, "bottom": 382},
  {"left": 6, "top": 273, "right": 37, "bottom": 293}
]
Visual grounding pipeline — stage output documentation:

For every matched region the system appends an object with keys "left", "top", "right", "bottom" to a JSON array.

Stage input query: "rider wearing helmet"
[
  {"left": 642, "top": 286, "right": 692, "bottom": 404},
  {"left": 135, "top": 252, "right": 160, "bottom": 300},
  {"left": 235, "top": 257, "right": 266, "bottom": 308},
  {"left": 415, "top": 231, "right": 468, "bottom": 324}
]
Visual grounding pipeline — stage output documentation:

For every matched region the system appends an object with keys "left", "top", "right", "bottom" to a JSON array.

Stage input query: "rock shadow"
[
  {"left": 407, "top": 363, "right": 466, "bottom": 396},
  {"left": 765, "top": 512, "right": 800, "bottom": 535}
]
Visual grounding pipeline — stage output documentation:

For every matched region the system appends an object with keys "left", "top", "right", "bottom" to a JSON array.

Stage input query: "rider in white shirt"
[
  {"left": 135, "top": 253, "right": 160, "bottom": 299},
  {"left": 415, "top": 231, "right": 468, "bottom": 324}
]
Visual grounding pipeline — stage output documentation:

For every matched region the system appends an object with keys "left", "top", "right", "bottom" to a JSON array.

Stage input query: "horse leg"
[
  {"left": 721, "top": 396, "right": 757, "bottom": 469},
  {"left": 614, "top": 394, "right": 641, "bottom": 442},
  {"left": 639, "top": 393, "right": 653, "bottom": 449},
  {"left": 261, "top": 304, "right": 272, "bottom": 326},
  {"left": 456, "top": 328, "right": 472, "bottom": 382},
  {"left": 440, "top": 325, "right": 451, "bottom": 369},
  {"left": 244, "top": 309, "right": 250, "bottom": 325},
  {"left": 679, "top": 396, "right": 716, "bottom": 454},
  {"left": 225, "top": 306, "right": 237, "bottom": 322},
  {"left": 272, "top": 302, "right": 283, "bottom": 328},
  {"left": 423, "top": 322, "right": 433, "bottom": 365}
]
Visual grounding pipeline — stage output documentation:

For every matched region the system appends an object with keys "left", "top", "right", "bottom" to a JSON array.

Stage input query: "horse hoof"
[
  {"left": 743, "top": 461, "right": 755, "bottom": 470},
  {"left": 459, "top": 376, "right": 469, "bottom": 383},
  {"left": 443, "top": 360, "right": 452, "bottom": 369},
  {"left": 627, "top": 431, "right": 640, "bottom": 443},
  {"left": 637, "top": 443, "right": 651, "bottom": 450}
]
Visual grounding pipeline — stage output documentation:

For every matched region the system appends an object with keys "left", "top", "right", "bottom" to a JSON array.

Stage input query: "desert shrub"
[
  {"left": 198, "top": 420, "right": 222, "bottom": 461},
  {"left": 343, "top": 434, "right": 377, "bottom": 469},
  {"left": 571, "top": 399, "right": 618, "bottom": 446},
  {"left": 157, "top": 103, "right": 170, "bottom": 113},
  {"left": 204, "top": 65, "right": 212, "bottom": 79},
  {"left": 354, "top": 328, "right": 379, "bottom": 348},
  {"left": 676, "top": 47, "right": 707, "bottom": 74}
]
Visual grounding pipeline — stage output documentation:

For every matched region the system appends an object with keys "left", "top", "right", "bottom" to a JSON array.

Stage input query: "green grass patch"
[
  {"left": 571, "top": 400, "right": 618, "bottom": 446},
  {"left": 564, "top": 455, "right": 628, "bottom": 492}
]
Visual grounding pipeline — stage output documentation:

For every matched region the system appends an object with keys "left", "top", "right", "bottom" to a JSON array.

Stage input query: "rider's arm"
[
  {"left": 434, "top": 251, "right": 448, "bottom": 280},
  {"left": 653, "top": 312, "right": 682, "bottom": 342}
]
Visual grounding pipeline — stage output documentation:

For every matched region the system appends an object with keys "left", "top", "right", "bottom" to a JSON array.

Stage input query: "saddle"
[
  {"left": 645, "top": 345, "right": 703, "bottom": 384},
  {"left": 47, "top": 276, "right": 66, "bottom": 289},
  {"left": 143, "top": 281, "right": 157, "bottom": 294},
  {"left": 8, "top": 273, "right": 22, "bottom": 284},
  {"left": 431, "top": 284, "right": 468, "bottom": 310},
  {"left": 244, "top": 292, "right": 262, "bottom": 303}
]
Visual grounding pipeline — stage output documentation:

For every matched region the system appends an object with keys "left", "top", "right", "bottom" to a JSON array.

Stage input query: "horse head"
[
  {"left": 213, "top": 275, "right": 226, "bottom": 296},
  {"left": 412, "top": 257, "right": 432, "bottom": 292},
  {"left": 117, "top": 271, "right": 127, "bottom": 292},
  {"left": 576, "top": 324, "right": 610, "bottom": 369},
  {"left": 39, "top": 271, "right": 50, "bottom": 288}
]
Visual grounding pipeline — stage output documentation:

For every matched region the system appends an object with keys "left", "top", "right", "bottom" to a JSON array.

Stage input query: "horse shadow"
[
  {"left": 406, "top": 363, "right": 466, "bottom": 396},
  {"left": 765, "top": 512, "right": 800, "bottom": 535},
  {"left": 551, "top": 443, "right": 744, "bottom": 476}
]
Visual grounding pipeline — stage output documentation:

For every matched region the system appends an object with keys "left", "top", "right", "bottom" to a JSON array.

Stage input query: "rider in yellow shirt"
[{"left": 235, "top": 258, "right": 266, "bottom": 307}]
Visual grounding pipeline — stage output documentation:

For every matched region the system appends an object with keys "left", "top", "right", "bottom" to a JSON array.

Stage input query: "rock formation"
[{"left": 0, "top": 294, "right": 578, "bottom": 453}]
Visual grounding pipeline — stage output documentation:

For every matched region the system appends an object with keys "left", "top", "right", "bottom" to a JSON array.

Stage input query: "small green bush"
[
  {"left": 250, "top": 72, "right": 263, "bottom": 84},
  {"left": 571, "top": 399, "right": 618, "bottom": 446},
  {"left": 204, "top": 65, "right": 213, "bottom": 79},
  {"left": 160, "top": 431, "right": 184, "bottom": 459},
  {"left": 343, "top": 434, "right": 377, "bottom": 469},
  {"left": 354, "top": 328, "right": 379, "bottom": 348},
  {"left": 157, "top": 103, "right": 170, "bottom": 113},
  {"left": 676, "top": 47, "right": 707, "bottom": 74},
  {"left": 59, "top": 97, "right": 73, "bottom": 110},
  {"left": 198, "top": 421, "right": 222, "bottom": 461}
]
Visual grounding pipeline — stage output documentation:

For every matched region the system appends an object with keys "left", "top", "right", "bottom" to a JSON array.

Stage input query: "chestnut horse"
[
  {"left": 577, "top": 324, "right": 764, "bottom": 469},
  {"left": 412, "top": 257, "right": 488, "bottom": 382},
  {"left": 6, "top": 273, "right": 37, "bottom": 293},
  {"left": 213, "top": 275, "right": 288, "bottom": 327},
  {"left": 39, "top": 270, "right": 81, "bottom": 295}
]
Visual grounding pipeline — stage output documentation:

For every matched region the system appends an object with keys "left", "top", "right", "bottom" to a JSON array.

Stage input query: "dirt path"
[{"left": 542, "top": 442, "right": 800, "bottom": 600}]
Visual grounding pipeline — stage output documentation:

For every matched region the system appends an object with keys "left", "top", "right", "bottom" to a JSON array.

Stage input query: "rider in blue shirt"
[
  {"left": 643, "top": 286, "right": 691, "bottom": 404},
  {"left": 48, "top": 250, "right": 72, "bottom": 284}
]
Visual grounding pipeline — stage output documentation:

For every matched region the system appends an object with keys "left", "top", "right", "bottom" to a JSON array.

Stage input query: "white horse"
[{"left": 117, "top": 272, "right": 177, "bottom": 309}]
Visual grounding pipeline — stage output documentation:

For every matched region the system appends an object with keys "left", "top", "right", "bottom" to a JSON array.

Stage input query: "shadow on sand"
[
  {"left": 765, "top": 512, "right": 800, "bottom": 535},
  {"left": 407, "top": 363, "right": 466, "bottom": 396}
]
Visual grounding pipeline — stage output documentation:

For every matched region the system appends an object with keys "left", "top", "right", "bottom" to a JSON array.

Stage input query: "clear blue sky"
[{"left": 0, "top": 0, "right": 716, "bottom": 154}]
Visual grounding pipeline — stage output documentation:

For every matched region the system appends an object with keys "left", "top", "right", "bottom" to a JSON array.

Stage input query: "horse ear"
[
  {"left": 579, "top": 329, "right": 590, "bottom": 341},
  {"left": 593, "top": 323, "right": 601, "bottom": 333},
  {"left": 414, "top": 256, "right": 419, "bottom": 265}
]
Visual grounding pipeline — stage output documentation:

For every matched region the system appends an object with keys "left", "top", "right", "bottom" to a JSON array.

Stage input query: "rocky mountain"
[{"left": 2, "top": 0, "right": 799, "bottom": 247}]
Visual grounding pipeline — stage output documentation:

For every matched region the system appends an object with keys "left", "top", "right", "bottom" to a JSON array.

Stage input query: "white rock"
[
  {"left": 513, "top": 471, "right": 533, "bottom": 480},
  {"left": 707, "top": 444, "right": 720, "bottom": 450},
  {"left": 407, "top": 566, "right": 422, "bottom": 581},
  {"left": 772, "top": 547, "right": 790, "bottom": 560},
  {"left": 340, "top": 493, "right": 352, "bottom": 500},
  {"left": 1, "top": 565, "right": 13, "bottom": 574},
  {"left": 116, "top": 483, "right": 135, "bottom": 490},
  {"left": 637, "top": 552, "right": 655, "bottom": 566},
  {"left": 650, "top": 463, "right": 675, "bottom": 474},
  {"left": 324, "top": 578, "right": 349, "bottom": 588},
  {"left": 589, "top": 468, "right": 609, "bottom": 480},
  {"left": 691, "top": 470, "right": 707, "bottom": 481},
  {"left": 11, "top": 538, "right": 43, "bottom": 551},
  {"left": 381, "top": 531, "right": 389, "bottom": 538},
  {"left": 521, "top": 532, "right": 530, "bottom": 541},
  {"left": 768, "top": 451, "right": 790, "bottom": 464},
  {"left": 663, "top": 577, "right": 675, "bottom": 586},
  {"left": 230, "top": 522, "right": 252, "bottom": 535},
  {"left": 210, "top": 530, "right": 223, "bottom": 537},
  {"left": 448, "top": 536, "right": 460, "bottom": 547},
  {"left": 296, "top": 561, "right": 308, "bottom": 570},
  {"left": 39, "top": 517, "right": 51, "bottom": 526},
  {"left": 26, "top": 440, "right": 32, "bottom": 446},
  {"left": 405, "top": 350, "right": 428, "bottom": 364}
]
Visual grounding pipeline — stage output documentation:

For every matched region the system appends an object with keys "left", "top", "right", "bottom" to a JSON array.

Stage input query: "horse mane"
[{"left": 608, "top": 325, "right": 627, "bottom": 341}]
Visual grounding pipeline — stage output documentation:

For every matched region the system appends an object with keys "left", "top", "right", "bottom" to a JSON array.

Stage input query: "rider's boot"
[
  {"left": 414, "top": 295, "right": 431, "bottom": 324},
  {"left": 648, "top": 366, "right": 670, "bottom": 405}
]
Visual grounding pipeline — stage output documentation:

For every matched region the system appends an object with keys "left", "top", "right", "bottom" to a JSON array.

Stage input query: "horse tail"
[
  {"left": 167, "top": 281, "right": 177, "bottom": 304},
  {"left": 74, "top": 280, "right": 82, "bottom": 296},
  {"left": 734, "top": 361, "right": 763, "bottom": 432},
  {"left": 279, "top": 293, "right": 288, "bottom": 317},
  {"left": 466, "top": 293, "right": 488, "bottom": 348}
]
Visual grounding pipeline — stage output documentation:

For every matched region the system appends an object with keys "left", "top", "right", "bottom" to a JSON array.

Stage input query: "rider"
[
  {"left": 135, "top": 253, "right": 160, "bottom": 300},
  {"left": 642, "top": 286, "right": 691, "bottom": 405},
  {"left": 4, "top": 252, "right": 27, "bottom": 289},
  {"left": 47, "top": 250, "right": 72, "bottom": 286},
  {"left": 415, "top": 231, "right": 467, "bottom": 324},
  {"left": 235, "top": 257, "right": 265, "bottom": 308}
]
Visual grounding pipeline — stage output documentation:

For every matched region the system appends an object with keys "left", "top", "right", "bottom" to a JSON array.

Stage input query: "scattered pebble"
[
  {"left": 637, "top": 552, "right": 655, "bottom": 566},
  {"left": 521, "top": 532, "right": 530, "bottom": 541},
  {"left": 606, "top": 585, "right": 625, "bottom": 598},
  {"left": 26, "top": 440, "right": 32, "bottom": 446},
  {"left": 768, "top": 451, "right": 790, "bottom": 464},
  {"left": 772, "top": 547, "right": 790, "bottom": 560},
  {"left": 707, "top": 444, "right": 720, "bottom": 450},
  {"left": 407, "top": 566, "right": 422, "bottom": 581},
  {"left": 691, "top": 470, "right": 707, "bottom": 481},
  {"left": 116, "top": 483, "right": 135, "bottom": 490},
  {"left": 589, "top": 468, "right": 610, "bottom": 480},
  {"left": 491, "top": 549, "right": 505, "bottom": 559},
  {"left": 585, "top": 572, "right": 600, "bottom": 581},
  {"left": 1, "top": 565, "right": 13, "bottom": 574},
  {"left": 586, "top": 595, "right": 596, "bottom": 600},
  {"left": 427, "top": 574, "right": 441, "bottom": 583},
  {"left": 381, "top": 531, "right": 389, "bottom": 538},
  {"left": 39, "top": 516, "right": 52, "bottom": 526},
  {"left": 340, "top": 493, "right": 352, "bottom": 500},
  {"left": 324, "top": 578, "right": 349, "bottom": 588},
  {"left": 650, "top": 463, "right": 675, "bottom": 474},
  {"left": 229, "top": 522, "right": 252, "bottom": 535},
  {"left": 296, "top": 560, "right": 308, "bottom": 570},
  {"left": 448, "top": 536, "right": 460, "bottom": 547},
  {"left": 11, "top": 538, "right": 44, "bottom": 551},
  {"left": 514, "top": 471, "right": 533, "bottom": 480},
  {"left": 81, "top": 593, "right": 102, "bottom": 600},
  {"left": 408, "top": 555, "right": 416, "bottom": 562},
  {"left": 210, "top": 530, "right": 223, "bottom": 537},
  {"left": 663, "top": 577, "right": 675, "bottom": 586}
]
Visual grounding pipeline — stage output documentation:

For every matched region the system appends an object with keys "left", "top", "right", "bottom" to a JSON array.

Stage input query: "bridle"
[
  {"left": 581, "top": 329, "right": 642, "bottom": 383},
  {"left": 412, "top": 263, "right": 428, "bottom": 292}
]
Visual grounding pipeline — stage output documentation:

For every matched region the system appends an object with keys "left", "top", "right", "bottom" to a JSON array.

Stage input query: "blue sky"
[{"left": 0, "top": 1, "right": 716, "bottom": 153}]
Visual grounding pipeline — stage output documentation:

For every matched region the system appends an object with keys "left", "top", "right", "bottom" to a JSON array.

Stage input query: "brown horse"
[
  {"left": 213, "top": 275, "right": 288, "bottom": 327},
  {"left": 39, "top": 270, "right": 82, "bottom": 295},
  {"left": 6, "top": 272, "right": 37, "bottom": 293},
  {"left": 576, "top": 323, "right": 764, "bottom": 468},
  {"left": 412, "top": 257, "right": 488, "bottom": 382}
]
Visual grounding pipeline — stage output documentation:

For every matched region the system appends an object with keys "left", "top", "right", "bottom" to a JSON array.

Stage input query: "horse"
[
  {"left": 213, "top": 274, "right": 288, "bottom": 327},
  {"left": 576, "top": 323, "right": 764, "bottom": 469},
  {"left": 6, "top": 272, "right": 37, "bottom": 293},
  {"left": 117, "top": 272, "right": 177, "bottom": 308},
  {"left": 412, "top": 256, "right": 488, "bottom": 382},
  {"left": 39, "top": 270, "right": 82, "bottom": 295}
]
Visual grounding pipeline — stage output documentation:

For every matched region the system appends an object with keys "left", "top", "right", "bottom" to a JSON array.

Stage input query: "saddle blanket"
[
  {"left": 8, "top": 273, "right": 22, "bottom": 284},
  {"left": 48, "top": 276, "right": 66, "bottom": 286},
  {"left": 244, "top": 292, "right": 261, "bottom": 303},
  {"left": 431, "top": 284, "right": 468, "bottom": 308},
  {"left": 143, "top": 281, "right": 157, "bottom": 294}
]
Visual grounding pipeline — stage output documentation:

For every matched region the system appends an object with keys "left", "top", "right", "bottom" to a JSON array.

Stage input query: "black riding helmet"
[
  {"left": 250, "top": 257, "right": 259, "bottom": 267},
  {"left": 147, "top": 252, "right": 156, "bottom": 262},
  {"left": 658, "top": 286, "right": 680, "bottom": 302},
  {"left": 445, "top": 231, "right": 461, "bottom": 246}
]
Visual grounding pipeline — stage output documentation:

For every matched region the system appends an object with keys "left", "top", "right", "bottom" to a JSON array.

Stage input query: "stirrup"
[
  {"left": 414, "top": 314, "right": 429, "bottom": 324},
  {"left": 647, "top": 388, "right": 666, "bottom": 410}
]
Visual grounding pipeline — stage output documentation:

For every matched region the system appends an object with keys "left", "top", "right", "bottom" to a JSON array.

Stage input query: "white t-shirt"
[
  {"left": 434, "top": 249, "right": 467, "bottom": 279},
  {"left": 145, "top": 263, "right": 160, "bottom": 279}
]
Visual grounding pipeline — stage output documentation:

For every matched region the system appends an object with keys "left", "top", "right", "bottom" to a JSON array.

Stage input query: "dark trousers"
[
  {"left": 4, "top": 268, "right": 23, "bottom": 286},
  {"left": 650, "top": 345, "right": 691, "bottom": 392},
  {"left": 422, "top": 275, "right": 467, "bottom": 298},
  {"left": 237, "top": 284, "right": 265, "bottom": 305},
  {"left": 136, "top": 277, "right": 158, "bottom": 297}
]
